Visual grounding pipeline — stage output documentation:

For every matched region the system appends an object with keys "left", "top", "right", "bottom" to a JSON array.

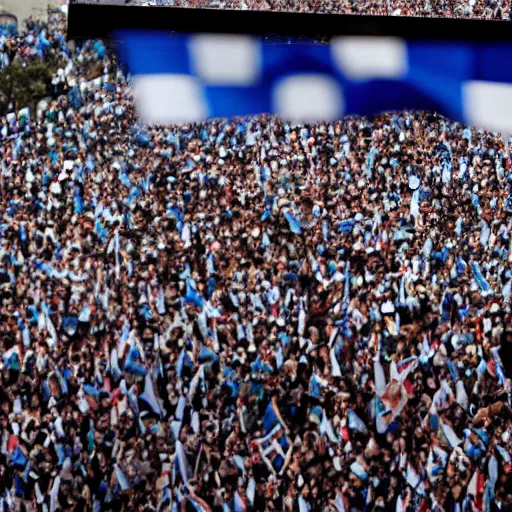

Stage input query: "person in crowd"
[{"left": 0, "top": 7, "right": 512, "bottom": 512}]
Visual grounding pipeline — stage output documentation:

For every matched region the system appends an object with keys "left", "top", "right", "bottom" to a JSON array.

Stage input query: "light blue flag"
[
  {"left": 440, "top": 141, "right": 453, "bottom": 183},
  {"left": 455, "top": 217, "right": 463, "bottom": 238},
  {"left": 262, "top": 231, "right": 271, "bottom": 248},
  {"left": 175, "top": 440, "right": 189, "bottom": 485},
  {"left": 503, "top": 279, "right": 512, "bottom": 303},
  {"left": 157, "top": 287, "right": 166, "bottom": 315},
  {"left": 365, "top": 147, "right": 379, "bottom": 179},
  {"left": 158, "top": 487, "right": 171, "bottom": 511},
  {"left": 298, "top": 497, "right": 311, "bottom": 512},
  {"left": 480, "top": 221, "right": 490, "bottom": 247},
  {"left": 176, "top": 349, "right": 187, "bottom": 378},
  {"left": 471, "top": 261, "right": 493, "bottom": 295},
  {"left": 497, "top": 445, "right": 511, "bottom": 466},
  {"left": 110, "top": 348, "right": 122, "bottom": 380},
  {"left": 114, "top": 464, "right": 131, "bottom": 491},
  {"left": 189, "top": 498, "right": 210, "bottom": 512},
  {"left": 423, "top": 238, "right": 433, "bottom": 259},
  {"left": 284, "top": 211, "right": 302, "bottom": 235},
  {"left": 462, "top": 127, "right": 472, "bottom": 143},
  {"left": 348, "top": 409, "right": 368, "bottom": 434},
  {"left": 234, "top": 492, "right": 246, "bottom": 512},
  {"left": 206, "top": 253, "right": 215, "bottom": 275},
  {"left": 139, "top": 372, "right": 162, "bottom": 416},
  {"left": 117, "top": 32, "right": 512, "bottom": 133},
  {"left": 276, "top": 346, "right": 284, "bottom": 370},
  {"left": 185, "top": 278, "right": 204, "bottom": 308},
  {"left": 488, "top": 455, "right": 498, "bottom": 495},
  {"left": 322, "top": 220, "right": 329, "bottom": 242},
  {"left": 410, "top": 189, "right": 420, "bottom": 218},
  {"left": 343, "top": 263, "right": 350, "bottom": 310}
]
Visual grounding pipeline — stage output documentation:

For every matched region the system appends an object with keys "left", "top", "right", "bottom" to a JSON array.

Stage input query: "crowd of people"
[
  {"left": 173, "top": 0, "right": 510, "bottom": 19},
  {"left": 1, "top": 6, "right": 512, "bottom": 512},
  {"left": 74, "top": 0, "right": 512, "bottom": 21}
]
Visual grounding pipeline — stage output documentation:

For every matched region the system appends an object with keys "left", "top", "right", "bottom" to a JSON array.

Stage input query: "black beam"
[{"left": 67, "top": 3, "right": 512, "bottom": 42}]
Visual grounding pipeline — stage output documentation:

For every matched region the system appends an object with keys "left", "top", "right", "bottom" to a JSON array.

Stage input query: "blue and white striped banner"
[{"left": 118, "top": 32, "right": 512, "bottom": 132}]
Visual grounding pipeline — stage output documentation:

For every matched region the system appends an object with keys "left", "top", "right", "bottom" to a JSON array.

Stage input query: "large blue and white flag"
[{"left": 118, "top": 32, "right": 512, "bottom": 132}]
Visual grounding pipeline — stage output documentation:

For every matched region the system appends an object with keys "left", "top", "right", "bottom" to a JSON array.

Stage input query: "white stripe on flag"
[
  {"left": 133, "top": 74, "right": 208, "bottom": 125},
  {"left": 189, "top": 34, "right": 261, "bottom": 86},
  {"left": 463, "top": 81, "right": 512, "bottom": 134},
  {"left": 140, "top": 372, "right": 162, "bottom": 416},
  {"left": 273, "top": 74, "right": 345, "bottom": 123},
  {"left": 331, "top": 37, "right": 408, "bottom": 80}
]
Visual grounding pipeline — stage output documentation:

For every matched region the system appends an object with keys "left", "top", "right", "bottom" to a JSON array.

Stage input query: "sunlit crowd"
[
  {"left": 0, "top": 7, "right": 511, "bottom": 512},
  {"left": 75, "top": 0, "right": 512, "bottom": 20}
]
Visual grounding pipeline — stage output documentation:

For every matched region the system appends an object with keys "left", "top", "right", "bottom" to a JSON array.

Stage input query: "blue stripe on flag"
[
  {"left": 476, "top": 44, "right": 512, "bottom": 83},
  {"left": 204, "top": 85, "right": 272, "bottom": 119},
  {"left": 261, "top": 43, "right": 336, "bottom": 78},
  {"left": 342, "top": 79, "right": 451, "bottom": 118},
  {"left": 406, "top": 41, "right": 475, "bottom": 80},
  {"left": 119, "top": 32, "right": 192, "bottom": 75}
]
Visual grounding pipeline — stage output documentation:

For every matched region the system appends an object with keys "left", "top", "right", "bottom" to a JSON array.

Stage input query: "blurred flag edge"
[{"left": 116, "top": 30, "right": 512, "bottom": 134}]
